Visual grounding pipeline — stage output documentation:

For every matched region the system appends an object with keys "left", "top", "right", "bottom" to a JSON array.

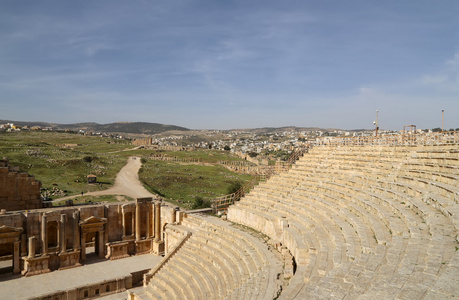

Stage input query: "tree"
[
  {"left": 224, "top": 145, "right": 231, "bottom": 151},
  {"left": 248, "top": 152, "right": 258, "bottom": 158}
]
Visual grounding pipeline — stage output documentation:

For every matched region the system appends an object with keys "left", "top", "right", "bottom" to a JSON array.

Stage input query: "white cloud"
[
  {"left": 417, "top": 52, "right": 459, "bottom": 91},
  {"left": 421, "top": 75, "right": 448, "bottom": 84},
  {"left": 447, "top": 52, "right": 459, "bottom": 70}
]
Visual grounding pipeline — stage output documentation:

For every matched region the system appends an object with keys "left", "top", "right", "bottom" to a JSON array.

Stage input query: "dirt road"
[{"left": 53, "top": 157, "right": 155, "bottom": 202}]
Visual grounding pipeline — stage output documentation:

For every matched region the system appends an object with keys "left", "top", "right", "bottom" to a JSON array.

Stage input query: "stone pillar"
[
  {"left": 28, "top": 236, "right": 36, "bottom": 258},
  {"left": 135, "top": 202, "right": 141, "bottom": 242},
  {"left": 80, "top": 233, "right": 86, "bottom": 261},
  {"left": 154, "top": 202, "right": 161, "bottom": 242},
  {"left": 60, "top": 214, "right": 67, "bottom": 253},
  {"left": 122, "top": 210, "right": 126, "bottom": 237},
  {"left": 41, "top": 214, "right": 48, "bottom": 255},
  {"left": 151, "top": 203, "right": 155, "bottom": 239},
  {"left": 13, "top": 241, "right": 20, "bottom": 274},
  {"left": 131, "top": 212, "right": 135, "bottom": 237},
  {"left": 98, "top": 230, "right": 105, "bottom": 258},
  {"left": 146, "top": 202, "right": 151, "bottom": 238},
  {"left": 73, "top": 211, "right": 80, "bottom": 251},
  {"left": 21, "top": 234, "right": 27, "bottom": 257},
  {"left": 171, "top": 207, "right": 177, "bottom": 224}
]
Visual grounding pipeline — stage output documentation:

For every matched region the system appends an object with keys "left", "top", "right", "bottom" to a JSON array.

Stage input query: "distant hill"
[
  {"left": 233, "top": 126, "right": 342, "bottom": 133},
  {"left": 0, "top": 120, "right": 190, "bottom": 135}
]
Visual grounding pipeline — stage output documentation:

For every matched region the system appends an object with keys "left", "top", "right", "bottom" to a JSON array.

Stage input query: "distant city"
[{"left": 2, "top": 120, "right": 456, "bottom": 162}]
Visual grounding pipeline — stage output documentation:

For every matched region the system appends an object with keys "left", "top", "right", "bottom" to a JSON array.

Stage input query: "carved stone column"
[
  {"left": 152, "top": 201, "right": 164, "bottom": 255},
  {"left": 131, "top": 212, "right": 135, "bottom": 237},
  {"left": 28, "top": 236, "right": 36, "bottom": 258},
  {"left": 122, "top": 209, "right": 126, "bottom": 237},
  {"left": 171, "top": 207, "right": 177, "bottom": 224},
  {"left": 73, "top": 211, "right": 80, "bottom": 251},
  {"left": 80, "top": 233, "right": 86, "bottom": 261},
  {"left": 154, "top": 202, "right": 161, "bottom": 242},
  {"left": 13, "top": 241, "right": 20, "bottom": 274},
  {"left": 98, "top": 230, "right": 105, "bottom": 258},
  {"left": 135, "top": 202, "right": 141, "bottom": 242},
  {"left": 151, "top": 203, "right": 155, "bottom": 239},
  {"left": 146, "top": 202, "right": 151, "bottom": 238},
  {"left": 60, "top": 214, "right": 67, "bottom": 253},
  {"left": 41, "top": 214, "right": 48, "bottom": 255}
]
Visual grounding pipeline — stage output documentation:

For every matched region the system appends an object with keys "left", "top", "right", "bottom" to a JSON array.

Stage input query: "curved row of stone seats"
[
  {"left": 228, "top": 145, "right": 459, "bottom": 299},
  {"left": 144, "top": 214, "right": 283, "bottom": 300}
]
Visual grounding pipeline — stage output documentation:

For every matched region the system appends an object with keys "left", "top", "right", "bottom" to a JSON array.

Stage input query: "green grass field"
[
  {"left": 1, "top": 131, "right": 254, "bottom": 208},
  {"left": 139, "top": 160, "right": 252, "bottom": 209},
  {"left": 0, "top": 131, "right": 132, "bottom": 197}
]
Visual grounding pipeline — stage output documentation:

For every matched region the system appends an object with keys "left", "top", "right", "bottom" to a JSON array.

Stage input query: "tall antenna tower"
[
  {"left": 442, "top": 109, "right": 444, "bottom": 132},
  {"left": 373, "top": 110, "right": 379, "bottom": 137}
]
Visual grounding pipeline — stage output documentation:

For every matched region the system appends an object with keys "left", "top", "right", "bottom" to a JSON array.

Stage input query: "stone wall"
[
  {"left": 0, "top": 159, "right": 42, "bottom": 211},
  {"left": 0, "top": 198, "right": 175, "bottom": 276}
]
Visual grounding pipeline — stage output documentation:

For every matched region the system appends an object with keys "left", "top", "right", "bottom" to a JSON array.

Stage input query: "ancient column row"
[
  {"left": 39, "top": 213, "right": 80, "bottom": 256},
  {"left": 131, "top": 200, "right": 163, "bottom": 242}
]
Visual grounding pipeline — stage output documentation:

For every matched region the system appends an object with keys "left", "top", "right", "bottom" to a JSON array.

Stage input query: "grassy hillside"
[
  {"left": 0, "top": 120, "right": 190, "bottom": 134},
  {"left": 0, "top": 131, "right": 133, "bottom": 197},
  {"left": 139, "top": 160, "right": 252, "bottom": 209},
  {"left": 1, "top": 131, "right": 253, "bottom": 207}
]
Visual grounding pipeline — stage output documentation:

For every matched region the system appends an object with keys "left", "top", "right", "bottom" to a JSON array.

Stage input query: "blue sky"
[{"left": 1, "top": 1, "right": 457, "bottom": 130}]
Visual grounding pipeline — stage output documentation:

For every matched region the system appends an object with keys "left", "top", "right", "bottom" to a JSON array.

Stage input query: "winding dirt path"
[{"left": 53, "top": 157, "right": 155, "bottom": 202}]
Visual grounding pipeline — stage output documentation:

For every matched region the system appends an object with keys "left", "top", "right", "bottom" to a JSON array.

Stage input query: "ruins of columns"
[{"left": 0, "top": 197, "right": 173, "bottom": 277}]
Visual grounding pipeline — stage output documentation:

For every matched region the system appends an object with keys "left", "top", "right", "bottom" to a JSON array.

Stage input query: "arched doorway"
[{"left": 79, "top": 216, "right": 107, "bottom": 262}]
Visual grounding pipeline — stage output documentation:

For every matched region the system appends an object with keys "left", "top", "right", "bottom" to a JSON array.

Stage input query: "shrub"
[
  {"left": 191, "top": 196, "right": 211, "bottom": 209},
  {"left": 227, "top": 181, "right": 242, "bottom": 194},
  {"left": 83, "top": 156, "right": 93, "bottom": 163}
]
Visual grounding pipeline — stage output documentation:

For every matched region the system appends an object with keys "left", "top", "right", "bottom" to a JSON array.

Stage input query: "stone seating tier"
[
  {"left": 145, "top": 214, "right": 283, "bottom": 300},
  {"left": 228, "top": 145, "right": 459, "bottom": 299}
]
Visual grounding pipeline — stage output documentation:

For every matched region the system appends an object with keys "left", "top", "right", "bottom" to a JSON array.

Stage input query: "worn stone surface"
[
  {"left": 0, "top": 159, "right": 42, "bottom": 211},
  {"left": 228, "top": 144, "right": 459, "bottom": 299}
]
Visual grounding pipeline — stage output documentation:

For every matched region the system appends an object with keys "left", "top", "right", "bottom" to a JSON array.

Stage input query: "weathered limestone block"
[
  {"left": 105, "top": 241, "right": 130, "bottom": 260},
  {"left": 135, "top": 238, "right": 152, "bottom": 255},
  {"left": 58, "top": 250, "right": 81, "bottom": 270},
  {"left": 22, "top": 255, "right": 50, "bottom": 276},
  {"left": 0, "top": 160, "right": 42, "bottom": 211}
]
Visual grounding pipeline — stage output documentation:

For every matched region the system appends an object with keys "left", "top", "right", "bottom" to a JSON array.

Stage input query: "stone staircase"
[{"left": 228, "top": 145, "right": 459, "bottom": 299}]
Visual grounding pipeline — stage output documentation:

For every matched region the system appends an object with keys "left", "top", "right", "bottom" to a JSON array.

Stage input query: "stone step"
[
  {"left": 173, "top": 255, "right": 214, "bottom": 298},
  {"left": 180, "top": 247, "right": 224, "bottom": 297},
  {"left": 166, "top": 257, "right": 207, "bottom": 299}
]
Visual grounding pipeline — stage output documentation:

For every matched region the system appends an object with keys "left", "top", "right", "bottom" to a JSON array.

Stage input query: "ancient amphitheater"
[{"left": 1, "top": 134, "right": 458, "bottom": 299}]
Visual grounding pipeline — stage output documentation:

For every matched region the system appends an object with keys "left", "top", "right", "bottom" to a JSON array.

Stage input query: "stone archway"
[
  {"left": 79, "top": 216, "right": 107, "bottom": 262},
  {"left": 0, "top": 225, "right": 23, "bottom": 274}
]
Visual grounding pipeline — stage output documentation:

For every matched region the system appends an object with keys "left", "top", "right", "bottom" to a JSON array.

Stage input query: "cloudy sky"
[{"left": 1, "top": 1, "right": 457, "bottom": 130}]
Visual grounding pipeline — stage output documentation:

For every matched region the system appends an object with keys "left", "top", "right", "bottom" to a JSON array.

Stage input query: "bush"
[
  {"left": 140, "top": 158, "right": 147, "bottom": 164},
  {"left": 248, "top": 152, "right": 258, "bottom": 158},
  {"left": 83, "top": 156, "right": 93, "bottom": 163},
  {"left": 227, "top": 181, "right": 242, "bottom": 194},
  {"left": 191, "top": 196, "right": 211, "bottom": 209}
]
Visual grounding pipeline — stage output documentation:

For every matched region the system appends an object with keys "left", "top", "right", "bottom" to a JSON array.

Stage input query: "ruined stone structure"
[
  {"left": 1, "top": 143, "right": 458, "bottom": 299},
  {"left": 0, "top": 159, "right": 42, "bottom": 211},
  {"left": 229, "top": 144, "right": 459, "bottom": 299},
  {"left": 0, "top": 198, "right": 172, "bottom": 279}
]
